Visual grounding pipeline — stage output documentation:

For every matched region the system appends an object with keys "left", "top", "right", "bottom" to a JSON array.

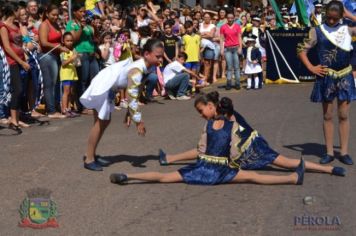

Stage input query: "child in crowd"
[
  {"left": 99, "top": 31, "right": 115, "bottom": 68},
  {"left": 163, "top": 52, "right": 207, "bottom": 100},
  {"left": 182, "top": 21, "right": 201, "bottom": 91},
  {"left": 244, "top": 35, "right": 262, "bottom": 90},
  {"left": 138, "top": 26, "right": 152, "bottom": 54},
  {"left": 160, "top": 21, "right": 179, "bottom": 67},
  {"left": 60, "top": 32, "right": 80, "bottom": 118}
]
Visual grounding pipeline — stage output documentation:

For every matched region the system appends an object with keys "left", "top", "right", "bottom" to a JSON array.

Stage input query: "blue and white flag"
[
  {"left": 290, "top": 0, "right": 315, "bottom": 17},
  {"left": 343, "top": 0, "right": 356, "bottom": 14}
]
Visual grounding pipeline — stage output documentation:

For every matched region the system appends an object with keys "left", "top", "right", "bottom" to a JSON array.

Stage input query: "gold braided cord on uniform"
[
  {"left": 198, "top": 154, "right": 229, "bottom": 165},
  {"left": 326, "top": 65, "right": 352, "bottom": 79}
]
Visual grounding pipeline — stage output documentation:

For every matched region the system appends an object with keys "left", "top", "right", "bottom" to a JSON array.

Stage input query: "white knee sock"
[
  {"left": 254, "top": 77, "right": 259, "bottom": 89},
  {"left": 247, "top": 78, "right": 251, "bottom": 89}
]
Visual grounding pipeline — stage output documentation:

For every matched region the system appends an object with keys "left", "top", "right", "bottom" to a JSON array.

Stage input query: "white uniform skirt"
[
  {"left": 244, "top": 61, "right": 262, "bottom": 75},
  {"left": 80, "top": 59, "right": 132, "bottom": 120}
]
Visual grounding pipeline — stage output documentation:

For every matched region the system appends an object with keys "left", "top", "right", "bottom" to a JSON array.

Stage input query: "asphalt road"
[{"left": 0, "top": 83, "right": 355, "bottom": 236}]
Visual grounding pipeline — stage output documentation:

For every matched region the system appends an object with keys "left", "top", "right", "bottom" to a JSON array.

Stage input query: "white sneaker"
[
  {"left": 120, "top": 100, "right": 128, "bottom": 109},
  {"left": 176, "top": 95, "right": 191, "bottom": 100},
  {"left": 168, "top": 94, "right": 176, "bottom": 100}
]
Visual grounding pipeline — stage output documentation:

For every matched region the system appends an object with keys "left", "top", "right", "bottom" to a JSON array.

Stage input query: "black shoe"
[
  {"left": 8, "top": 123, "right": 22, "bottom": 134},
  {"left": 225, "top": 84, "right": 232, "bottom": 90},
  {"left": 331, "top": 167, "right": 346, "bottom": 177},
  {"left": 110, "top": 173, "right": 128, "bottom": 185},
  {"left": 319, "top": 154, "right": 334, "bottom": 164},
  {"left": 84, "top": 161, "right": 103, "bottom": 171},
  {"left": 338, "top": 155, "right": 354, "bottom": 165},
  {"left": 296, "top": 157, "right": 305, "bottom": 185},
  {"left": 159, "top": 149, "right": 168, "bottom": 166},
  {"left": 234, "top": 85, "right": 241, "bottom": 90},
  {"left": 95, "top": 155, "right": 111, "bottom": 167},
  {"left": 83, "top": 155, "right": 110, "bottom": 167}
]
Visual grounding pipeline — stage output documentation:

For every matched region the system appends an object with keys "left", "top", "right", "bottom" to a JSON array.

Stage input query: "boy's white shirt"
[{"left": 163, "top": 61, "right": 186, "bottom": 84}]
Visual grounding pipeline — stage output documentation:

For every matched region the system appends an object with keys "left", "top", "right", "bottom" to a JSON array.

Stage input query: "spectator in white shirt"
[{"left": 163, "top": 52, "right": 206, "bottom": 100}]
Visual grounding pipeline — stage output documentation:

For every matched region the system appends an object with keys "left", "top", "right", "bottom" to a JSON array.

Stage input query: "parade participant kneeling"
[
  {"left": 110, "top": 92, "right": 346, "bottom": 185},
  {"left": 298, "top": 1, "right": 356, "bottom": 165},
  {"left": 163, "top": 52, "right": 207, "bottom": 100},
  {"left": 80, "top": 39, "right": 164, "bottom": 171}
]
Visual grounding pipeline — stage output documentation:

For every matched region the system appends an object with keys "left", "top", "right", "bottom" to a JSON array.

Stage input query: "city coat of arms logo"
[{"left": 19, "top": 188, "right": 59, "bottom": 229}]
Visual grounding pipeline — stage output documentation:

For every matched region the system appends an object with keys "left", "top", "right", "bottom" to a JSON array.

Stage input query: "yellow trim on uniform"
[{"left": 198, "top": 154, "right": 229, "bottom": 165}]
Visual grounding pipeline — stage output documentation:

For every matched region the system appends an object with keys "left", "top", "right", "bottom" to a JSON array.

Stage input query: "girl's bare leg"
[
  {"left": 85, "top": 111, "right": 111, "bottom": 163},
  {"left": 127, "top": 171, "right": 183, "bottom": 183},
  {"left": 323, "top": 101, "right": 335, "bottom": 156},
  {"left": 272, "top": 155, "right": 333, "bottom": 173},
  {"left": 337, "top": 101, "right": 350, "bottom": 155},
  {"left": 61, "top": 85, "right": 70, "bottom": 113},
  {"left": 213, "top": 60, "right": 218, "bottom": 82},
  {"left": 231, "top": 169, "right": 297, "bottom": 185},
  {"left": 166, "top": 149, "right": 199, "bottom": 164}
]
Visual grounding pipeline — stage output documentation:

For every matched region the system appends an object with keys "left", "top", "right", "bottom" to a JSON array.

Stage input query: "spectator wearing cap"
[
  {"left": 282, "top": 14, "right": 290, "bottom": 30},
  {"left": 312, "top": 1, "right": 324, "bottom": 26},
  {"left": 290, "top": 14, "right": 301, "bottom": 28},
  {"left": 281, "top": 4, "right": 288, "bottom": 14}
]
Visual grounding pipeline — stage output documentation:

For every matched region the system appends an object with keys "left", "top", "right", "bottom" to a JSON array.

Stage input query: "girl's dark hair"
[
  {"left": 325, "top": 0, "right": 344, "bottom": 18},
  {"left": 152, "top": 30, "right": 163, "bottom": 39},
  {"left": 100, "top": 31, "right": 113, "bottom": 43},
  {"left": 194, "top": 91, "right": 219, "bottom": 107},
  {"left": 62, "top": 31, "right": 73, "bottom": 42},
  {"left": 142, "top": 38, "right": 164, "bottom": 53},
  {"left": 219, "top": 97, "right": 234, "bottom": 117},
  {"left": 138, "top": 26, "right": 152, "bottom": 37},
  {"left": 194, "top": 91, "right": 234, "bottom": 117},
  {"left": 43, "top": 4, "right": 59, "bottom": 21},
  {"left": 2, "top": 3, "right": 19, "bottom": 19},
  {"left": 72, "top": 3, "right": 84, "bottom": 13}
]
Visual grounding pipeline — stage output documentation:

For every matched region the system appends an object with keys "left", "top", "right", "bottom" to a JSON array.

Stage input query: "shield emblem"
[{"left": 29, "top": 198, "right": 50, "bottom": 224}]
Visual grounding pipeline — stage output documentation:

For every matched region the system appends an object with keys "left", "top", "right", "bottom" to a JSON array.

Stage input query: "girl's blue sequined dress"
[
  {"left": 310, "top": 24, "right": 356, "bottom": 102},
  {"left": 230, "top": 111, "right": 279, "bottom": 170},
  {"left": 178, "top": 119, "right": 239, "bottom": 185}
]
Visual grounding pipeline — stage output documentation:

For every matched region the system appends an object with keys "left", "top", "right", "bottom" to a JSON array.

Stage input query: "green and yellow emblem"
[{"left": 19, "top": 188, "right": 59, "bottom": 229}]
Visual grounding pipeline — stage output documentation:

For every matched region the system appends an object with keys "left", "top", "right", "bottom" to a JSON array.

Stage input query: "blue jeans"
[
  {"left": 39, "top": 52, "right": 60, "bottom": 114},
  {"left": 77, "top": 53, "right": 99, "bottom": 99},
  {"left": 165, "top": 73, "right": 190, "bottom": 97},
  {"left": 0, "top": 58, "right": 9, "bottom": 118},
  {"left": 224, "top": 47, "right": 240, "bottom": 86},
  {"left": 28, "top": 53, "right": 40, "bottom": 110},
  {"left": 145, "top": 72, "right": 158, "bottom": 99}
]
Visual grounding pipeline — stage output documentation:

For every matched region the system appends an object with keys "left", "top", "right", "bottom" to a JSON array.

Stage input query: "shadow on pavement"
[
  {"left": 100, "top": 155, "right": 159, "bottom": 168},
  {"left": 283, "top": 143, "right": 340, "bottom": 159}
]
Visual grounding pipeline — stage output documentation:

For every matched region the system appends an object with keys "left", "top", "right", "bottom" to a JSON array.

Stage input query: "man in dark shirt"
[{"left": 160, "top": 21, "right": 179, "bottom": 67}]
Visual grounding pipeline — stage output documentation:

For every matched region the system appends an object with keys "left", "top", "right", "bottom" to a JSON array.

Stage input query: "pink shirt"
[{"left": 220, "top": 23, "right": 241, "bottom": 48}]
